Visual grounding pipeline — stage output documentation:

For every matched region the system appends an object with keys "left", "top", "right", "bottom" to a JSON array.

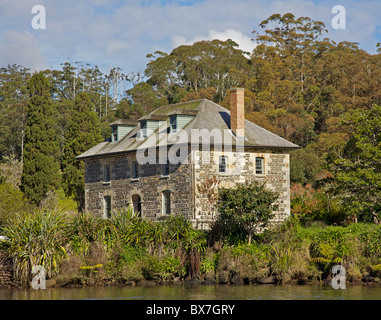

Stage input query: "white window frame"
[
  {"left": 219, "top": 155, "right": 228, "bottom": 174},
  {"left": 255, "top": 157, "right": 264, "bottom": 175}
]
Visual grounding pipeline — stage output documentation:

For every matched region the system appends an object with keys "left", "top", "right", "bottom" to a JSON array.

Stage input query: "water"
[{"left": 0, "top": 283, "right": 381, "bottom": 300}]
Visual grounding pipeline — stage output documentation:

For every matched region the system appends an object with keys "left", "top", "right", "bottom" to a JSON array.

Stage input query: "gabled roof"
[
  {"left": 109, "top": 119, "right": 137, "bottom": 126},
  {"left": 77, "top": 99, "right": 299, "bottom": 160}
]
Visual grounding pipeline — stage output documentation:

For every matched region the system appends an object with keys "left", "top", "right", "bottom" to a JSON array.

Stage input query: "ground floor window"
[
  {"left": 104, "top": 196, "right": 111, "bottom": 218},
  {"left": 162, "top": 190, "right": 171, "bottom": 215}
]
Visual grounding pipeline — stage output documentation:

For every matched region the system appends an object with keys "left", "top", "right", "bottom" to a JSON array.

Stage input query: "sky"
[{"left": 1, "top": 0, "right": 381, "bottom": 76}]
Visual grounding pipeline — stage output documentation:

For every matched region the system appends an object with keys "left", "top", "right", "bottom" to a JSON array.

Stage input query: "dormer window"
[
  {"left": 170, "top": 116, "right": 177, "bottom": 133},
  {"left": 167, "top": 110, "right": 197, "bottom": 134},
  {"left": 109, "top": 119, "right": 136, "bottom": 143},
  {"left": 112, "top": 127, "right": 118, "bottom": 142},
  {"left": 140, "top": 120, "right": 147, "bottom": 138}
]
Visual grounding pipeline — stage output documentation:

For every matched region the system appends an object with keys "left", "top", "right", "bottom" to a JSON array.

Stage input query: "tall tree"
[
  {"left": 61, "top": 92, "right": 103, "bottom": 212},
  {"left": 0, "top": 64, "right": 31, "bottom": 160},
  {"left": 145, "top": 39, "right": 251, "bottom": 103},
  {"left": 21, "top": 72, "right": 61, "bottom": 205},
  {"left": 327, "top": 105, "right": 381, "bottom": 222}
]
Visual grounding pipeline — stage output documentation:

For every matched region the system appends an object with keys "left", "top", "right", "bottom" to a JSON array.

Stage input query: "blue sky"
[{"left": 1, "top": 0, "right": 381, "bottom": 75}]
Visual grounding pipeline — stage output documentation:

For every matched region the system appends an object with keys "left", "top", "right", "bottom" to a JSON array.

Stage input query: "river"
[{"left": 1, "top": 283, "right": 381, "bottom": 300}]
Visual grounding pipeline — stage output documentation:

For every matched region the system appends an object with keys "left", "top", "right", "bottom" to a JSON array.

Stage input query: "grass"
[{"left": 57, "top": 188, "right": 77, "bottom": 212}]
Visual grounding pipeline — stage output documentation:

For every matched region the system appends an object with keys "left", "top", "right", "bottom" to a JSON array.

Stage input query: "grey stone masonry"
[
  {"left": 84, "top": 149, "right": 195, "bottom": 221},
  {"left": 84, "top": 146, "right": 291, "bottom": 230}
]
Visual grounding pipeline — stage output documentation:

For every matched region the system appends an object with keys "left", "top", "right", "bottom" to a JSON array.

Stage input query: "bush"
[
  {"left": 65, "top": 212, "right": 104, "bottom": 256},
  {"left": 0, "top": 183, "right": 34, "bottom": 226},
  {"left": 215, "top": 181, "right": 279, "bottom": 245},
  {"left": 1, "top": 208, "right": 67, "bottom": 282}
]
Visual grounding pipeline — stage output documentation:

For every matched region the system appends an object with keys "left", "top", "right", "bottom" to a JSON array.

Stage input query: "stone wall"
[
  {"left": 84, "top": 147, "right": 290, "bottom": 230},
  {"left": 193, "top": 148, "right": 290, "bottom": 229},
  {"left": 84, "top": 151, "right": 195, "bottom": 220},
  {"left": 0, "top": 265, "right": 16, "bottom": 287}
]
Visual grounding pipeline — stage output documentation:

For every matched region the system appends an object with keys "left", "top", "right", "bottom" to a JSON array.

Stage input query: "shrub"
[
  {"left": 216, "top": 181, "right": 279, "bottom": 245},
  {"left": 1, "top": 208, "right": 67, "bottom": 282},
  {"left": 65, "top": 212, "right": 104, "bottom": 256},
  {"left": 0, "top": 183, "right": 34, "bottom": 226}
]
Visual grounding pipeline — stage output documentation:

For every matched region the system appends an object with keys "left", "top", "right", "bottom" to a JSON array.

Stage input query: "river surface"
[{"left": 1, "top": 283, "right": 381, "bottom": 300}]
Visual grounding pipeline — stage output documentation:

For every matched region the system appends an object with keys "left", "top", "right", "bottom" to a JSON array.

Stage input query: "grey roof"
[
  {"left": 77, "top": 99, "right": 299, "bottom": 159},
  {"left": 109, "top": 119, "right": 137, "bottom": 126}
]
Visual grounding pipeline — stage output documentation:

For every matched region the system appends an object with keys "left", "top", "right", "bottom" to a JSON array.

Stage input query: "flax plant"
[{"left": 1, "top": 208, "right": 67, "bottom": 283}]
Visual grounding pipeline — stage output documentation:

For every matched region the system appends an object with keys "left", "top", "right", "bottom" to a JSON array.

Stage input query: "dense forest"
[{"left": 0, "top": 13, "right": 380, "bottom": 225}]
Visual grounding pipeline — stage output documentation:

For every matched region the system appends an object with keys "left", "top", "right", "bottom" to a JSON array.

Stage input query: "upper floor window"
[
  {"left": 219, "top": 155, "right": 228, "bottom": 174},
  {"left": 255, "top": 157, "right": 264, "bottom": 175},
  {"left": 162, "top": 159, "right": 170, "bottom": 176},
  {"left": 132, "top": 161, "right": 139, "bottom": 179},
  {"left": 104, "top": 165, "right": 110, "bottom": 182}
]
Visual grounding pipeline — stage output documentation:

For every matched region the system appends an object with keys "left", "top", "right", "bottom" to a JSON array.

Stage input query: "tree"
[
  {"left": 145, "top": 39, "right": 251, "bottom": 103},
  {"left": 327, "top": 105, "right": 381, "bottom": 222},
  {"left": 0, "top": 64, "right": 31, "bottom": 160},
  {"left": 21, "top": 72, "right": 61, "bottom": 206},
  {"left": 290, "top": 147, "right": 322, "bottom": 184},
  {"left": 216, "top": 181, "right": 279, "bottom": 244},
  {"left": 61, "top": 92, "right": 103, "bottom": 212}
]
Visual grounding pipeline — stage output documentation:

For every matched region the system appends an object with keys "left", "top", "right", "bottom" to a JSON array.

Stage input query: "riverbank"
[{"left": 2, "top": 210, "right": 381, "bottom": 290}]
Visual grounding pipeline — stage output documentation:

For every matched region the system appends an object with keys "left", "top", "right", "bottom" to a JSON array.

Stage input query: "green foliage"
[
  {"left": 145, "top": 39, "right": 250, "bottom": 103},
  {"left": 21, "top": 72, "right": 61, "bottom": 206},
  {"left": 290, "top": 148, "right": 322, "bottom": 184},
  {"left": 61, "top": 92, "right": 103, "bottom": 212},
  {"left": 290, "top": 183, "right": 348, "bottom": 225},
  {"left": 65, "top": 212, "right": 103, "bottom": 256},
  {"left": 1, "top": 208, "right": 67, "bottom": 282},
  {"left": 215, "top": 181, "right": 279, "bottom": 245},
  {"left": 327, "top": 105, "right": 381, "bottom": 222},
  {"left": 0, "top": 183, "right": 34, "bottom": 226}
]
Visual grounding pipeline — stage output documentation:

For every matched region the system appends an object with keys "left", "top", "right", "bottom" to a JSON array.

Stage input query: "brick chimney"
[{"left": 230, "top": 88, "right": 245, "bottom": 138}]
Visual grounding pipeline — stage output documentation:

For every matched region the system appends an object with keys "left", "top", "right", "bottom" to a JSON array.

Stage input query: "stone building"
[{"left": 77, "top": 88, "right": 299, "bottom": 229}]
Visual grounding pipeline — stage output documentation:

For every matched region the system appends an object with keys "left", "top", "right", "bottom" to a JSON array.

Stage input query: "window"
[
  {"left": 140, "top": 121, "right": 147, "bottom": 138},
  {"left": 219, "top": 156, "right": 228, "bottom": 174},
  {"left": 255, "top": 157, "right": 264, "bottom": 175},
  {"left": 132, "top": 194, "right": 142, "bottom": 217},
  {"left": 162, "top": 190, "right": 171, "bottom": 215},
  {"left": 162, "top": 159, "right": 170, "bottom": 176},
  {"left": 104, "top": 165, "right": 110, "bottom": 182},
  {"left": 112, "top": 127, "right": 118, "bottom": 142},
  {"left": 132, "top": 161, "right": 139, "bottom": 179},
  {"left": 104, "top": 196, "right": 111, "bottom": 219},
  {"left": 170, "top": 116, "right": 177, "bottom": 133}
]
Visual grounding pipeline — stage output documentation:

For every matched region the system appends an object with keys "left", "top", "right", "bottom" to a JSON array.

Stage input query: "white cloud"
[
  {"left": 172, "top": 28, "right": 256, "bottom": 53},
  {"left": 1, "top": 0, "right": 381, "bottom": 74},
  {"left": 0, "top": 30, "right": 47, "bottom": 71}
]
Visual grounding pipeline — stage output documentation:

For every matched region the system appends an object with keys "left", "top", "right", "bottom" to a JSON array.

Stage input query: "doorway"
[{"left": 131, "top": 194, "right": 142, "bottom": 217}]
